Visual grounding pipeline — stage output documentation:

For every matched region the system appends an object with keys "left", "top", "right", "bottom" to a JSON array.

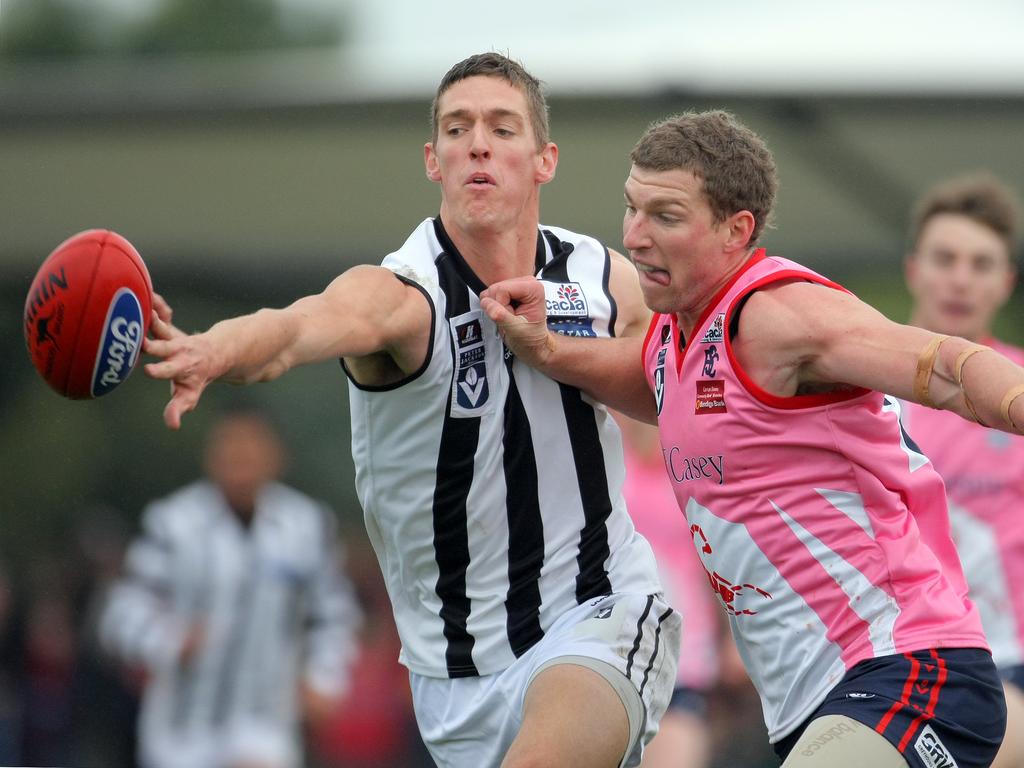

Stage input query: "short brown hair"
[
  {"left": 630, "top": 110, "right": 778, "bottom": 245},
  {"left": 910, "top": 173, "right": 1021, "bottom": 255},
  {"left": 430, "top": 52, "right": 550, "bottom": 149}
]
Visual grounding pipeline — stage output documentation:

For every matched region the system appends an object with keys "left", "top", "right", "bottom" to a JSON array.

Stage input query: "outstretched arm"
[
  {"left": 144, "top": 265, "right": 430, "bottom": 429},
  {"left": 480, "top": 251, "right": 657, "bottom": 423},
  {"left": 737, "top": 280, "right": 1024, "bottom": 432}
]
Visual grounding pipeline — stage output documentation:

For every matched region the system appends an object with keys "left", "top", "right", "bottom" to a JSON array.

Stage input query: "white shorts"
[{"left": 410, "top": 592, "right": 680, "bottom": 768}]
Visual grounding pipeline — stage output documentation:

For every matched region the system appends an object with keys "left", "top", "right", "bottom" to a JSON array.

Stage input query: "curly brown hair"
[
  {"left": 430, "top": 52, "right": 550, "bottom": 150},
  {"left": 630, "top": 110, "right": 778, "bottom": 246},
  {"left": 910, "top": 173, "right": 1021, "bottom": 256}
]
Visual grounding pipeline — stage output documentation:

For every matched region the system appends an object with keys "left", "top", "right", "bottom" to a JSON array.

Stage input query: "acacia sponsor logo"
[
  {"left": 663, "top": 446, "right": 724, "bottom": 485},
  {"left": 543, "top": 281, "right": 589, "bottom": 317}
]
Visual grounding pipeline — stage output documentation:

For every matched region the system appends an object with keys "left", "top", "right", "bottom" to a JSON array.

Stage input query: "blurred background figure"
[
  {"left": 98, "top": 408, "right": 361, "bottom": 768},
  {"left": 901, "top": 174, "right": 1024, "bottom": 768},
  {"left": 615, "top": 413, "right": 719, "bottom": 768}
]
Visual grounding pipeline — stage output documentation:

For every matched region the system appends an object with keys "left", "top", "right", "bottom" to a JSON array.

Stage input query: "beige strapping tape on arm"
[
  {"left": 1001, "top": 383, "right": 1024, "bottom": 432},
  {"left": 913, "top": 335, "right": 948, "bottom": 408}
]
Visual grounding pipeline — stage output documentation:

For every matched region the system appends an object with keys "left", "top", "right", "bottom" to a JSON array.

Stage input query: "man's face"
[
  {"left": 204, "top": 416, "right": 283, "bottom": 514},
  {"left": 425, "top": 75, "right": 556, "bottom": 234},
  {"left": 622, "top": 165, "right": 730, "bottom": 317},
  {"left": 906, "top": 213, "right": 1016, "bottom": 340}
]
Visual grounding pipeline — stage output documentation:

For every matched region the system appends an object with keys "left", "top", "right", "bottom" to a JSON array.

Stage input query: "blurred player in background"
[
  {"left": 99, "top": 409, "right": 361, "bottom": 768},
  {"left": 481, "top": 110, "right": 1024, "bottom": 767},
  {"left": 141, "top": 52, "right": 679, "bottom": 768},
  {"left": 614, "top": 413, "right": 718, "bottom": 768},
  {"left": 900, "top": 174, "right": 1024, "bottom": 768}
]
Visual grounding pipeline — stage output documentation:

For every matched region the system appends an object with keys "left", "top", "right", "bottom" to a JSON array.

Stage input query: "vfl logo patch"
[
  {"left": 701, "top": 313, "right": 725, "bottom": 343},
  {"left": 594, "top": 606, "right": 613, "bottom": 619},
  {"left": 695, "top": 379, "right": 726, "bottom": 414},
  {"left": 654, "top": 347, "right": 668, "bottom": 415},
  {"left": 450, "top": 311, "right": 490, "bottom": 415},
  {"left": 543, "top": 281, "right": 589, "bottom": 317},
  {"left": 845, "top": 692, "right": 876, "bottom": 699},
  {"left": 915, "top": 725, "right": 959, "bottom": 768},
  {"left": 91, "top": 288, "right": 144, "bottom": 397}
]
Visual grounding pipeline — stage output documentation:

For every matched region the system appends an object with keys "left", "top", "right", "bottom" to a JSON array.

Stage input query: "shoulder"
[
  {"left": 141, "top": 481, "right": 218, "bottom": 536},
  {"left": 264, "top": 483, "right": 337, "bottom": 535}
]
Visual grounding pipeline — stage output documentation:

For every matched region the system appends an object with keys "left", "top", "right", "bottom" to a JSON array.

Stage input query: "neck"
[
  {"left": 675, "top": 247, "right": 755, "bottom": 339},
  {"left": 439, "top": 203, "right": 541, "bottom": 284}
]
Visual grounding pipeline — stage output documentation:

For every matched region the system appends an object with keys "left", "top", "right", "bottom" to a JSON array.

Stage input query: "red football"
[{"left": 24, "top": 229, "right": 153, "bottom": 399}]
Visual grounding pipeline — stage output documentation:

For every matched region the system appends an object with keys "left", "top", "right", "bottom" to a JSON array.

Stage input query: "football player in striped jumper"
[
  {"left": 481, "top": 110, "right": 1024, "bottom": 768},
  {"left": 142, "top": 53, "right": 679, "bottom": 768},
  {"left": 99, "top": 409, "right": 361, "bottom": 768},
  {"left": 900, "top": 174, "right": 1024, "bottom": 768}
]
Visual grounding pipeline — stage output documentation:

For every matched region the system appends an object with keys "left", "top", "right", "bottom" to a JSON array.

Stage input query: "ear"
[
  {"left": 722, "top": 210, "right": 756, "bottom": 252},
  {"left": 535, "top": 142, "right": 558, "bottom": 185},
  {"left": 424, "top": 142, "right": 441, "bottom": 182}
]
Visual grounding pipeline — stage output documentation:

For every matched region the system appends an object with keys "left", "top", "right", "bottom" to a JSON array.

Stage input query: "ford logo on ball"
[{"left": 91, "top": 288, "right": 144, "bottom": 397}]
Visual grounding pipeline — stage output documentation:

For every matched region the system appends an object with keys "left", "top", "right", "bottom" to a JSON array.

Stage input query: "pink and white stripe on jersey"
[
  {"left": 902, "top": 338, "right": 1024, "bottom": 669},
  {"left": 641, "top": 249, "right": 988, "bottom": 742}
]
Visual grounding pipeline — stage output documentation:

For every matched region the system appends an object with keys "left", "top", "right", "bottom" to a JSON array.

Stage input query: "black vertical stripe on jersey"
[
  {"left": 625, "top": 594, "right": 655, "bottom": 680},
  {"left": 639, "top": 607, "right": 675, "bottom": 697},
  {"left": 601, "top": 244, "right": 618, "bottom": 337},
  {"left": 502, "top": 353, "right": 546, "bottom": 657},
  {"left": 560, "top": 382, "right": 614, "bottom": 602},
  {"left": 211, "top": 547, "right": 258, "bottom": 725},
  {"left": 540, "top": 230, "right": 572, "bottom": 279},
  {"left": 431, "top": 250, "right": 480, "bottom": 677}
]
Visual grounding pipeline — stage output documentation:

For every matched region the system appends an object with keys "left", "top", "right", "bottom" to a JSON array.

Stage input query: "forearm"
[
  {"left": 198, "top": 307, "right": 307, "bottom": 385},
  {"left": 540, "top": 334, "right": 657, "bottom": 424},
  {"left": 931, "top": 337, "right": 1024, "bottom": 433}
]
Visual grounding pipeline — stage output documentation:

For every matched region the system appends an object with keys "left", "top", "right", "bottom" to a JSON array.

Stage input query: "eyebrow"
[
  {"left": 439, "top": 107, "right": 525, "bottom": 124},
  {"left": 623, "top": 190, "right": 689, "bottom": 210}
]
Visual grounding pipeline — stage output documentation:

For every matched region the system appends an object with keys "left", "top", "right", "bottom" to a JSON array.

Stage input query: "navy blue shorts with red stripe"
[{"left": 774, "top": 648, "right": 1006, "bottom": 768}]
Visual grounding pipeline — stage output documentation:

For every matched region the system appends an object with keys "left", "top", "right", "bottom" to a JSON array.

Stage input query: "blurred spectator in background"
[
  {"left": 99, "top": 408, "right": 361, "bottom": 768},
  {"left": 614, "top": 413, "right": 718, "bottom": 768},
  {"left": 900, "top": 173, "right": 1024, "bottom": 768}
]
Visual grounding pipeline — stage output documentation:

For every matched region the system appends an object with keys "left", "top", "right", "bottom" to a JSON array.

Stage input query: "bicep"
[
  {"left": 791, "top": 285, "right": 934, "bottom": 399},
  {"left": 286, "top": 265, "right": 431, "bottom": 364}
]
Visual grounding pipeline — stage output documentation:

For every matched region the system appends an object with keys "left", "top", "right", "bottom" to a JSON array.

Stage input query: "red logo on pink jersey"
[{"left": 691, "top": 524, "right": 772, "bottom": 615}]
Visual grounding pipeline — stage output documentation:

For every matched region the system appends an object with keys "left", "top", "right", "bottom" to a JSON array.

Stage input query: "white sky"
[{"left": 51, "top": 0, "right": 1024, "bottom": 95}]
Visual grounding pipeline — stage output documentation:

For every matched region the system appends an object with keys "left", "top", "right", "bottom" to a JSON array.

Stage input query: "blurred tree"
[
  {"left": 0, "top": 0, "right": 345, "bottom": 61},
  {"left": 0, "top": 0, "right": 101, "bottom": 60}
]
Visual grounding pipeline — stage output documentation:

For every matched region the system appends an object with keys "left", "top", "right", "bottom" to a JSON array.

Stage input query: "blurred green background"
[
  {"left": 3, "top": 0, "right": 1024, "bottom": 562},
  {"left": 1, "top": 2, "right": 1023, "bottom": 766}
]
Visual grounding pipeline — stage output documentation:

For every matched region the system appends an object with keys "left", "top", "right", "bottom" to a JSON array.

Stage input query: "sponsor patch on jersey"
[
  {"left": 845, "top": 692, "right": 876, "bottom": 699},
  {"left": 914, "top": 725, "right": 959, "bottom": 768},
  {"left": 695, "top": 379, "right": 727, "bottom": 414},
  {"left": 449, "top": 311, "right": 490, "bottom": 415},
  {"left": 543, "top": 281, "right": 589, "bottom": 317},
  {"left": 701, "top": 313, "right": 725, "bottom": 343},
  {"left": 655, "top": 347, "right": 668, "bottom": 415},
  {"left": 660, "top": 324, "right": 672, "bottom": 345},
  {"left": 548, "top": 317, "right": 596, "bottom": 337}
]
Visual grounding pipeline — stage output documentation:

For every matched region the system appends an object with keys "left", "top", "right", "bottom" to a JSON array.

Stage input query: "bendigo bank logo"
[{"left": 544, "top": 282, "right": 589, "bottom": 318}]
